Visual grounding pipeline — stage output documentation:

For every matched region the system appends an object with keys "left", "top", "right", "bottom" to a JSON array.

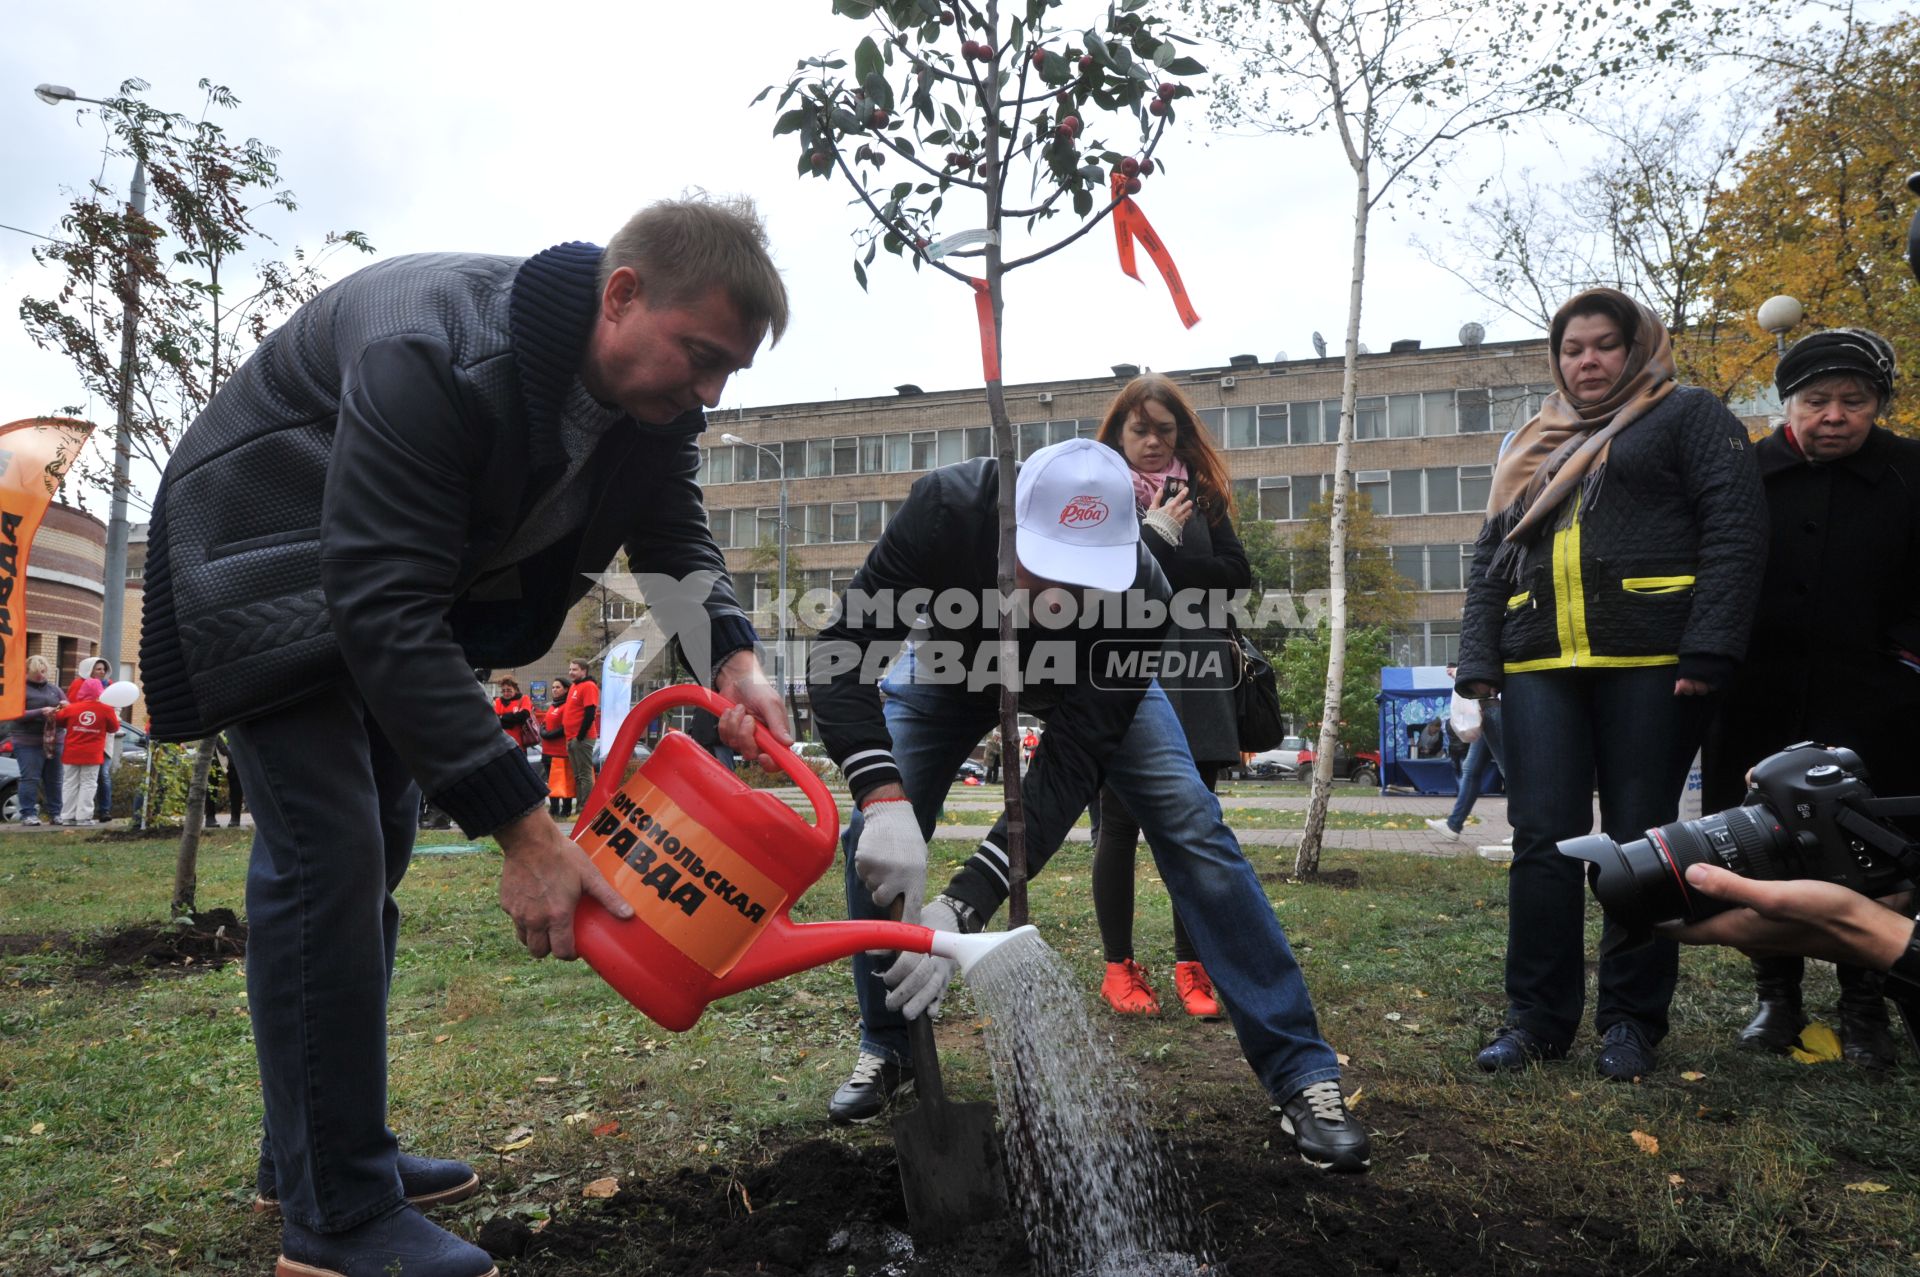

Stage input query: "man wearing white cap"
[{"left": 809, "top": 438, "right": 1368, "bottom": 1172}]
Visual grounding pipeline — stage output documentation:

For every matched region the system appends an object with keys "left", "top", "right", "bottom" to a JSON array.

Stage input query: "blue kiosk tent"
[{"left": 1375, "top": 666, "right": 1504, "bottom": 796}]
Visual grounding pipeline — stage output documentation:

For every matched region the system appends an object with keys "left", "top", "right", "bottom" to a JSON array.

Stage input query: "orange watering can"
[{"left": 570, "top": 684, "right": 1028, "bottom": 1031}]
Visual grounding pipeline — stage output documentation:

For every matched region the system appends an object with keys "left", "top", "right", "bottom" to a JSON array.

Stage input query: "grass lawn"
[{"left": 1, "top": 823, "right": 1915, "bottom": 1275}]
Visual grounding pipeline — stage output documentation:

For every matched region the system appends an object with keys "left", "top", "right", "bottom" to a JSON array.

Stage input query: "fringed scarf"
[{"left": 1483, "top": 288, "right": 1677, "bottom": 581}]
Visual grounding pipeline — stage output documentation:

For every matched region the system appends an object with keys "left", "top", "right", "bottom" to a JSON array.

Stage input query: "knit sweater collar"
[
  {"left": 508, "top": 241, "right": 711, "bottom": 471},
  {"left": 508, "top": 241, "right": 614, "bottom": 472}
]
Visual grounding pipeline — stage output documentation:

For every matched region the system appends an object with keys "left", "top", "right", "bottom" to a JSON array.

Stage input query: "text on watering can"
[{"left": 578, "top": 786, "right": 789, "bottom": 977}]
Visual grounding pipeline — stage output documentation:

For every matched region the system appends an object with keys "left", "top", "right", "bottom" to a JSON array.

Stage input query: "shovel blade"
[{"left": 892, "top": 1098, "right": 1009, "bottom": 1243}]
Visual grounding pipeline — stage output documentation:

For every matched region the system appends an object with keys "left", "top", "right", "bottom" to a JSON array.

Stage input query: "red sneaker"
[
  {"left": 1174, "top": 961, "right": 1222, "bottom": 1018},
  {"left": 1099, "top": 959, "right": 1161, "bottom": 1015}
]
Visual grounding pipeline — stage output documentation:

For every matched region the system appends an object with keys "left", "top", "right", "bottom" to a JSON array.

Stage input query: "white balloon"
[{"left": 99, "top": 680, "right": 140, "bottom": 709}]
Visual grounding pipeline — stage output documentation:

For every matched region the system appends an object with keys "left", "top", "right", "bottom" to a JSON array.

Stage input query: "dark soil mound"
[
  {"left": 2, "top": 909, "right": 251, "bottom": 984},
  {"left": 493, "top": 1122, "right": 1753, "bottom": 1276}
]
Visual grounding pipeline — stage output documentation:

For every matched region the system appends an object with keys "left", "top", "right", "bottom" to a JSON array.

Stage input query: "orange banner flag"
[
  {"left": 1110, "top": 175, "right": 1201, "bottom": 330},
  {"left": 0, "top": 418, "right": 94, "bottom": 720}
]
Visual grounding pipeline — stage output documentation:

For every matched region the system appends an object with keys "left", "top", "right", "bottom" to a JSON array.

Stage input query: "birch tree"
[{"left": 1184, "top": 0, "right": 1676, "bottom": 874}]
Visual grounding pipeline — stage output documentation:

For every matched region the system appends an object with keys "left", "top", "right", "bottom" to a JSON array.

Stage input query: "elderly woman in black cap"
[
  {"left": 1701, "top": 327, "right": 1920, "bottom": 1069},
  {"left": 1456, "top": 287, "right": 1767, "bottom": 1081}
]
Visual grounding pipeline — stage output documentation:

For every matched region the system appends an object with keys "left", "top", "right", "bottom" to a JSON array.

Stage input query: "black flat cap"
[{"left": 1775, "top": 328, "right": 1897, "bottom": 402}]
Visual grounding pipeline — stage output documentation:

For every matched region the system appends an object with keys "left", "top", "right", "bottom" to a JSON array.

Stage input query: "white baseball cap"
[{"left": 1014, "top": 438, "right": 1140, "bottom": 591}]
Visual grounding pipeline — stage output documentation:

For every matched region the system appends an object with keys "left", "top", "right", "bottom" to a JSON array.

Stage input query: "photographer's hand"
[{"left": 1661, "top": 864, "right": 1914, "bottom": 969}]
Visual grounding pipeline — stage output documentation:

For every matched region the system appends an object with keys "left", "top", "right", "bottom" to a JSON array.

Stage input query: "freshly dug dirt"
[
  {"left": 0, "top": 909, "right": 248, "bottom": 984},
  {"left": 496, "top": 1121, "right": 1752, "bottom": 1276}
]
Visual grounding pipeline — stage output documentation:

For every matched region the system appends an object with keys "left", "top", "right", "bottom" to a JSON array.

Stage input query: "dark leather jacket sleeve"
[{"left": 321, "top": 335, "right": 548, "bottom": 836}]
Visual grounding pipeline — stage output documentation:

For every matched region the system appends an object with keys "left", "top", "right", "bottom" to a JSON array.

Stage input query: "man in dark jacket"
[
  {"left": 142, "top": 196, "right": 791, "bottom": 1277},
  {"left": 1702, "top": 328, "right": 1920, "bottom": 1069},
  {"left": 809, "top": 439, "right": 1368, "bottom": 1172}
]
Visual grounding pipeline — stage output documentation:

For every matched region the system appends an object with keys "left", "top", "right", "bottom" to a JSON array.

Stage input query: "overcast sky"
[{"left": 2, "top": 0, "right": 1796, "bottom": 511}]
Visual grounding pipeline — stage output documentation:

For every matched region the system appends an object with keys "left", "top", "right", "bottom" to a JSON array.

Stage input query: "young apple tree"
[{"left": 761, "top": 0, "right": 1207, "bottom": 922}]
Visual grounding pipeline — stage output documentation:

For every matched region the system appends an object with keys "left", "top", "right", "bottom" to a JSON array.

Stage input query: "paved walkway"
[{"left": 747, "top": 785, "right": 1517, "bottom": 858}]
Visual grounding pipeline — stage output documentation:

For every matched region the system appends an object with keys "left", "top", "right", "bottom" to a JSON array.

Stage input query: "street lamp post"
[
  {"left": 36, "top": 83, "right": 143, "bottom": 681},
  {"left": 1757, "top": 294, "right": 1805, "bottom": 360},
  {"left": 721, "top": 433, "right": 791, "bottom": 724}
]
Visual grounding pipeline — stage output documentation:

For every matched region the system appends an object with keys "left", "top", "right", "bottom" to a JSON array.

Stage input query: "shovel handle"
[
  {"left": 889, "top": 896, "right": 947, "bottom": 1106},
  {"left": 908, "top": 1005, "right": 945, "bottom": 1107}
]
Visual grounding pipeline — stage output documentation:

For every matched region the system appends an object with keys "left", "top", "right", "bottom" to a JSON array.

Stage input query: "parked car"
[
  {"left": 1235, "top": 735, "right": 1312, "bottom": 780},
  {"left": 956, "top": 758, "right": 986, "bottom": 785},
  {"left": 1298, "top": 745, "right": 1384, "bottom": 786},
  {"left": 790, "top": 740, "right": 840, "bottom": 781},
  {"left": 0, "top": 750, "right": 17, "bottom": 823}
]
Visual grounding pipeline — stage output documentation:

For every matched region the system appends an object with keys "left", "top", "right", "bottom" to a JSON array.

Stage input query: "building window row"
[
  {"left": 1197, "top": 385, "right": 1548, "bottom": 450},
  {"left": 709, "top": 500, "right": 903, "bottom": 550},
  {"left": 1392, "top": 621, "right": 1463, "bottom": 668},
  {"left": 1389, "top": 544, "right": 1476, "bottom": 592},
  {"left": 1231, "top": 465, "right": 1494, "bottom": 523},
  {"left": 701, "top": 420, "right": 1102, "bottom": 486}
]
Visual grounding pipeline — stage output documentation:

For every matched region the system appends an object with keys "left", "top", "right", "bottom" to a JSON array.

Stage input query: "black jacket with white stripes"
[{"left": 808, "top": 457, "right": 1177, "bottom": 919}]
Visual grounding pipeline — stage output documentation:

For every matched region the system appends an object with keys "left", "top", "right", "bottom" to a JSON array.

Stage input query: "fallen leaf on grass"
[
  {"left": 562, "top": 1112, "right": 590, "bottom": 1126},
  {"left": 1668, "top": 1174, "right": 1686, "bottom": 1187},
  {"left": 1679, "top": 1071, "right": 1706, "bottom": 1082},
  {"left": 1630, "top": 1130, "right": 1660, "bottom": 1156},
  {"left": 29, "top": 1123, "right": 45, "bottom": 1137},
  {"left": 1845, "top": 1182, "right": 1891, "bottom": 1194},
  {"left": 592, "top": 1121, "right": 621, "bottom": 1138},
  {"left": 1346, "top": 1088, "right": 1364, "bottom": 1110},
  {"left": 1335, "top": 1052, "right": 1351, "bottom": 1066},
  {"left": 433, "top": 1035, "right": 450, "bottom": 1045},
  {"left": 495, "top": 1125, "right": 535, "bottom": 1153},
  {"left": 534, "top": 1076, "right": 560, "bottom": 1084},
  {"left": 582, "top": 1177, "right": 619, "bottom": 1199}
]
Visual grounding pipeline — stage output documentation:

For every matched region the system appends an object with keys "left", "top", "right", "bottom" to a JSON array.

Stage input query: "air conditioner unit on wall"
[
  {"left": 1036, "top": 392, "right": 1054, "bottom": 404},
  {"left": 1219, "top": 376, "right": 1237, "bottom": 389}
]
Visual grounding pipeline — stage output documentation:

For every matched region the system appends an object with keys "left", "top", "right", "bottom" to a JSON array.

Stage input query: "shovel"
[
  {"left": 887, "top": 901, "right": 1013, "bottom": 1243},
  {"left": 893, "top": 1010, "right": 1010, "bottom": 1242}
]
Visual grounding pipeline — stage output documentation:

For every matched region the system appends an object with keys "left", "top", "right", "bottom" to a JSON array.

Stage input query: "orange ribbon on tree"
[
  {"left": 968, "top": 276, "right": 1001, "bottom": 382},
  {"left": 0, "top": 417, "right": 94, "bottom": 719},
  {"left": 1109, "top": 174, "right": 1200, "bottom": 330}
]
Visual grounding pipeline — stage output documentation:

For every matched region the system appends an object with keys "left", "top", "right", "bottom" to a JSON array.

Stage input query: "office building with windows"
[{"left": 695, "top": 336, "right": 1555, "bottom": 711}]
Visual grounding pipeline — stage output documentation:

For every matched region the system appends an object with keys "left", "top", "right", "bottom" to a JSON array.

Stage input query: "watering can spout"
[
  {"left": 712, "top": 915, "right": 938, "bottom": 998},
  {"left": 930, "top": 924, "right": 1040, "bottom": 977}
]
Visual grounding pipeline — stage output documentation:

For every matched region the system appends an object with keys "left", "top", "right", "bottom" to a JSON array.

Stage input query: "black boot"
[
  {"left": 1739, "top": 954, "right": 1807, "bottom": 1055},
  {"left": 1837, "top": 965, "right": 1899, "bottom": 1071}
]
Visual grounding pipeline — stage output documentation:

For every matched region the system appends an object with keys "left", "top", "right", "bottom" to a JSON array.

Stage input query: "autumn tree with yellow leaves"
[{"left": 1695, "top": 12, "right": 1920, "bottom": 433}]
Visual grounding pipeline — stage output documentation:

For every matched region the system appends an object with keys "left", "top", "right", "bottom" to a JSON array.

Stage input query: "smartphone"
[{"left": 1161, "top": 477, "right": 1185, "bottom": 502}]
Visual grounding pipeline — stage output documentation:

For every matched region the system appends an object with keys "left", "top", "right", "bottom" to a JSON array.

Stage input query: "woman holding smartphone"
[{"left": 1088, "top": 374, "right": 1253, "bottom": 1018}]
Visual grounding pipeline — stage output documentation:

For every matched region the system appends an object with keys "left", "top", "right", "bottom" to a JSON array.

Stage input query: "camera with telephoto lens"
[{"left": 1558, "top": 743, "right": 1920, "bottom": 956}]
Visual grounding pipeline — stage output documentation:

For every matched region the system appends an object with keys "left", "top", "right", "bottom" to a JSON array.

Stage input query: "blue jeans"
[
  {"left": 1445, "top": 704, "right": 1506, "bottom": 832},
  {"left": 1498, "top": 668, "right": 1712, "bottom": 1047},
  {"left": 842, "top": 648, "right": 1340, "bottom": 1104},
  {"left": 12, "top": 739, "right": 59, "bottom": 821},
  {"left": 226, "top": 684, "right": 418, "bottom": 1232},
  {"left": 94, "top": 765, "right": 112, "bottom": 822}
]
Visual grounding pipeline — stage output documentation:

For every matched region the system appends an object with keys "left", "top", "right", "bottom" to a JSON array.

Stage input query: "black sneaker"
[
  {"left": 1474, "top": 1024, "right": 1568, "bottom": 1073},
  {"left": 1596, "top": 1021, "right": 1656, "bottom": 1082},
  {"left": 254, "top": 1152, "right": 480, "bottom": 1215},
  {"left": 1275, "top": 1081, "right": 1370, "bottom": 1173},
  {"left": 827, "top": 1050, "right": 914, "bottom": 1125}
]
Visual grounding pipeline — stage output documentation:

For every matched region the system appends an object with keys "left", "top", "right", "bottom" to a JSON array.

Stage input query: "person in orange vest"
[
  {"left": 53, "top": 678, "right": 119, "bottom": 828},
  {"left": 67, "top": 658, "right": 115, "bottom": 820},
  {"left": 493, "top": 676, "right": 537, "bottom": 753},
  {"left": 563, "top": 659, "right": 601, "bottom": 798},
  {"left": 541, "top": 680, "right": 575, "bottom": 819}
]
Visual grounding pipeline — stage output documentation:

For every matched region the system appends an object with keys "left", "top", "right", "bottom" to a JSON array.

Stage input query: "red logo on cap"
[{"left": 1059, "top": 495, "right": 1109, "bottom": 528}]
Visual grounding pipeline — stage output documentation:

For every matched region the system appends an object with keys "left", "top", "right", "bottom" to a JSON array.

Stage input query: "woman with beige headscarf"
[{"left": 1454, "top": 288, "right": 1766, "bottom": 1083}]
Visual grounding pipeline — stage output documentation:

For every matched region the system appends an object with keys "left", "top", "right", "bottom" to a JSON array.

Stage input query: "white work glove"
[
  {"left": 853, "top": 799, "right": 929, "bottom": 923},
  {"left": 884, "top": 894, "right": 977, "bottom": 1020}
]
